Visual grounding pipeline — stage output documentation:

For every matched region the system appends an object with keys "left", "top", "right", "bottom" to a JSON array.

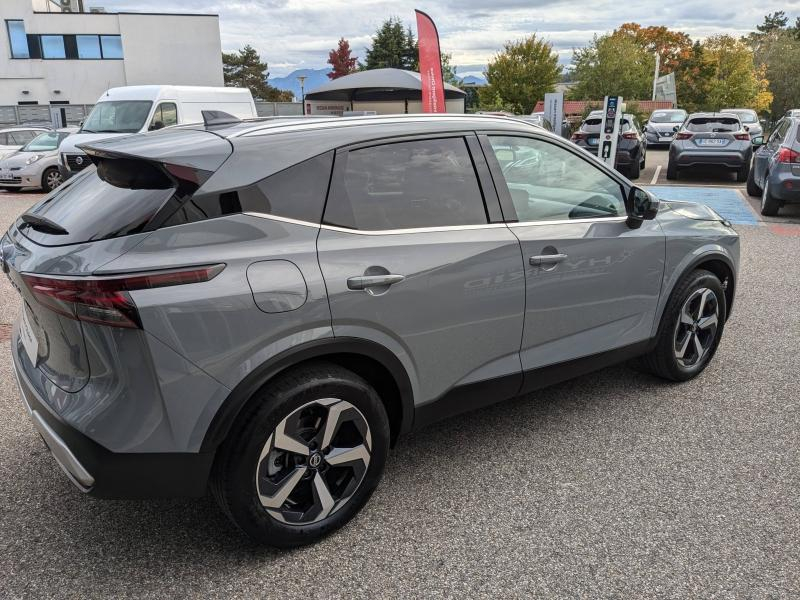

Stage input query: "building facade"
[{"left": 1, "top": 0, "right": 224, "bottom": 108}]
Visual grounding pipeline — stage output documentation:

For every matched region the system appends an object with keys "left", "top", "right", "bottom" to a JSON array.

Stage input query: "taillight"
[
  {"left": 734, "top": 133, "right": 750, "bottom": 140},
  {"left": 675, "top": 132, "right": 693, "bottom": 140},
  {"left": 622, "top": 132, "right": 638, "bottom": 139},
  {"left": 22, "top": 264, "right": 224, "bottom": 329},
  {"left": 778, "top": 147, "right": 800, "bottom": 163}
]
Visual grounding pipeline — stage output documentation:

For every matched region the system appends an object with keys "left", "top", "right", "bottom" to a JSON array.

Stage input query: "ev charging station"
[{"left": 598, "top": 95, "right": 623, "bottom": 167}]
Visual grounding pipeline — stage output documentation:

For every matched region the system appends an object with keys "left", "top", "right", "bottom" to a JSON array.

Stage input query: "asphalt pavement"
[{"left": 0, "top": 183, "right": 798, "bottom": 599}]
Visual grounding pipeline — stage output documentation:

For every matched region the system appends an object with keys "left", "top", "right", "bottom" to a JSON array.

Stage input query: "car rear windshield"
[
  {"left": 17, "top": 164, "right": 175, "bottom": 246},
  {"left": 649, "top": 111, "right": 686, "bottom": 123},
  {"left": 686, "top": 118, "right": 740, "bottom": 133},
  {"left": 582, "top": 118, "right": 632, "bottom": 133}
]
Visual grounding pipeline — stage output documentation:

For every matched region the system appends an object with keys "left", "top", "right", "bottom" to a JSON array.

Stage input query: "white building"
[{"left": 1, "top": 0, "right": 224, "bottom": 110}]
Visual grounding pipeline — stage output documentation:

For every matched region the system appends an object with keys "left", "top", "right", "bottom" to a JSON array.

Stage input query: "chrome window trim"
[
  {"left": 244, "top": 211, "right": 628, "bottom": 233},
  {"left": 508, "top": 216, "right": 628, "bottom": 227},
  {"left": 320, "top": 222, "right": 509, "bottom": 236}
]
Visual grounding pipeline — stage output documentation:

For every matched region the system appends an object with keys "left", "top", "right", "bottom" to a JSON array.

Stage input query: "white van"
[{"left": 60, "top": 85, "right": 256, "bottom": 178}]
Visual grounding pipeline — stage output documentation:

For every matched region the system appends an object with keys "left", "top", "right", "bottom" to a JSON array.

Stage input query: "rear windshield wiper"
[{"left": 20, "top": 214, "right": 69, "bottom": 236}]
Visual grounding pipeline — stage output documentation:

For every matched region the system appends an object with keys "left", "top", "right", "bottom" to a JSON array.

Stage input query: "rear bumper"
[
  {"left": 672, "top": 150, "right": 750, "bottom": 169},
  {"left": 12, "top": 343, "right": 214, "bottom": 499},
  {"left": 645, "top": 131, "right": 674, "bottom": 145}
]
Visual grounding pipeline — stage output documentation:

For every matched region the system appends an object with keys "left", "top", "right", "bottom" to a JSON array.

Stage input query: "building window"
[
  {"left": 76, "top": 34, "right": 101, "bottom": 59},
  {"left": 6, "top": 20, "right": 29, "bottom": 58},
  {"left": 41, "top": 35, "right": 66, "bottom": 59},
  {"left": 100, "top": 35, "right": 123, "bottom": 59}
]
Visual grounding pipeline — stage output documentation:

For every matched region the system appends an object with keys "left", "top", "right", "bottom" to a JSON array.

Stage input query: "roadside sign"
[
  {"left": 544, "top": 92, "right": 564, "bottom": 137},
  {"left": 598, "top": 95, "right": 623, "bottom": 168}
]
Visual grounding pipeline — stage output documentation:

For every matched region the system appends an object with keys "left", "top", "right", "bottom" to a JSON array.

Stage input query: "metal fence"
[{"left": 0, "top": 102, "right": 302, "bottom": 127}]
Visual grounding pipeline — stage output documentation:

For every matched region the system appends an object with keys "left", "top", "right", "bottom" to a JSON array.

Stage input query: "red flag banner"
[{"left": 415, "top": 10, "right": 446, "bottom": 113}]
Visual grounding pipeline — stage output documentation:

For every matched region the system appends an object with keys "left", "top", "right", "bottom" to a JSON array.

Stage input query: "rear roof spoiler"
[{"left": 202, "top": 110, "right": 242, "bottom": 127}]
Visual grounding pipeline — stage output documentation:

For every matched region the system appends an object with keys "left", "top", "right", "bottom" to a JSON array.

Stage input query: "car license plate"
[
  {"left": 658, "top": 136, "right": 673, "bottom": 142},
  {"left": 588, "top": 137, "right": 599, "bottom": 146},
  {"left": 19, "top": 304, "right": 38, "bottom": 365},
  {"left": 698, "top": 139, "right": 727, "bottom": 146}
]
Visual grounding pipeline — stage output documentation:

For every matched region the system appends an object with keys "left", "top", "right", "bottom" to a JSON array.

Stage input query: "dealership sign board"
[{"left": 544, "top": 92, "right": 564, "bottom": 137}]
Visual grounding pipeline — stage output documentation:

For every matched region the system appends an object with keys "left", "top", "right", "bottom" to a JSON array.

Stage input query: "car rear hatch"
[
  {"left": 684, "top": 117, "right": 743, "bottom": 149},
  {"left": 3, "top": 127, "right": 232, "bottom": 393}
]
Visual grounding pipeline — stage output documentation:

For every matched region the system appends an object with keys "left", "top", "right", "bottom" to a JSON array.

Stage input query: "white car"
[
  {"left": 0, "top": 128, "right": 77, "bottom": 192},
  {"left": 0, "top": 127, "right": 51, "bottom": 160}
]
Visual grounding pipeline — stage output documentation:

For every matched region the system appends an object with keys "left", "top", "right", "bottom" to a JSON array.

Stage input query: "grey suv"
[
  {"left": 5, "top": 114, "right": 739, "bottom": 548},
  {"left": 667, "top": 113, "right": 753, "bottom": 181},
  {"left": 747, "top": 116, "right": 800, "bottom": 215}
]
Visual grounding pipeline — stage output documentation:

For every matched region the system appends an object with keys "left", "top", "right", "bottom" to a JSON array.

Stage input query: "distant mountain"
[
  {"left": 269, "top": 68, "right": 332, "bottom": 99},
  {"left": 458, "top": 74, "right": 487, "bottom": 86}
]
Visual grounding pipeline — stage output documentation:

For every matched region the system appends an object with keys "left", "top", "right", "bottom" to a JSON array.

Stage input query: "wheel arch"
[{"left": 200, "top": 337, "right": 415, "bottom": 452}]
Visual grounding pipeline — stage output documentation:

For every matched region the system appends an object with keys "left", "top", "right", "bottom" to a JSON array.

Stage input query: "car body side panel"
[
  {"left": 317, "top": 226, "right": 526, "bottom": 406},
  {"left": 97, "top": 214, "right": 334, "bottom": 391}
]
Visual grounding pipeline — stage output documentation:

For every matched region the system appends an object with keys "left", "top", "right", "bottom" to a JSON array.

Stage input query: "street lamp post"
[{"left": 297, "top": 76, "right": 307, "bottom": 115}]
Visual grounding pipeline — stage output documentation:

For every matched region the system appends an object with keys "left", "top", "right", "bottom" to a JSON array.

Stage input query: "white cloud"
[{"left": 96, "top": 0, "right": 800, "bottom": 75}]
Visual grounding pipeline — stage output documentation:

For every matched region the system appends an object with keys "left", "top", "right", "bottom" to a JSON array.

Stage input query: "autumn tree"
[
  {"left": 222, "top": 45, "right": 292, "bottom": 101},
  {"left": 569, "top": 33, "right": 654, "bottom": 100},
  {"left": 479, "top": 35, "right": 561, "bottom": 114},
  {"left": 327, "top": 38, "right": 358, "bottom": 80},
  {"left": 702, "top": 35, "right": 772, "bottom": 113},
  {"left": 616, "top": 23, "right": 692, "bottom": 75},
  {"left": 749, "top": 12, "right": 800, "bottom": 117}
]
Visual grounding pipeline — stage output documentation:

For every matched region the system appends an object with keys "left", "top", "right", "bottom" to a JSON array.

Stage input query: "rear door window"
[{"left": 324, "top": 137, "right": 488, "bottom": 230}]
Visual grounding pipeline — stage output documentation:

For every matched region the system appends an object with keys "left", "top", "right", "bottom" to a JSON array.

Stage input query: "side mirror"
[
  {"left": 149, "top": 120, "right": 164, "bottom": 131},
  {"left": 743, "top": 125, "right": 750, "bottom": 132},
  {"left": 673, "top": 125, "right": 679, "bottom": 132},
  {"left": 626, "top": 186, "right": 659, "bottom": 228},
  {"left": 751, "top": 135, "right": 764, "bottom": 146}
]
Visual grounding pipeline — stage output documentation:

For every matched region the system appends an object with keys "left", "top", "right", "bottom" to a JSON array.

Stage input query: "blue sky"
[{"left": 98, "top": 1, "right": 800, "bottom": 77}]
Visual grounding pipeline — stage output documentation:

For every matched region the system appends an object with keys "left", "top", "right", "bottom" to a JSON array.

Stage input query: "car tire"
[
  {"left": 736, "top": 162, "right": 750, "bottom": 183},
  {"left": 628, "top": 157, "right": 641, "bottom": 180},
  {"left": 746, "top": 166, "right": 762, "bottom": 197},
  {"left": 210, "top": 361, "right": 390, "bottom": 548},
  {"left": 639, "top": 269, "right": 726, "bottom": 382},
  {"left": 41, "top": 166, "right": 63, "bottom": 193},
  {"left": 760, "top": 177, "right": 780, "bottom": 216},
  {"left": 666, "top": 161, "right": 679, "bottom": 180}
]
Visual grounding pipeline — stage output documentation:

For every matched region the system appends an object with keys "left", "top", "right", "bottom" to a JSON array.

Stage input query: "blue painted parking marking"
[{"left": 645, "top": 186, "right": 759, "bottom": 225}]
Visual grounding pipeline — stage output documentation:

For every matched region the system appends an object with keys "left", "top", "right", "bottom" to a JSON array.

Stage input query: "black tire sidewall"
[
  {"left": 41, "top": 167, "right": 60, "bottom": 192},
  {"left": 216, "top": 363, "right": 390, "bottom": 548},
  {"left": 656, "top": 270, "right": 726, "bottom": 381}
]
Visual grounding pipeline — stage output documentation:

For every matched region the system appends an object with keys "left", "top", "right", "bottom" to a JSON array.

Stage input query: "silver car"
[
  {"left": 5, "top": 114, "right": 739, "bottom": 548},
  {"left": 0, "top": 126, "right": 51, "bottom": 160},
  {"left": 643, "top": 108, "right": 687, "bottom": 146},
  {"left": 721, "top": 108, "right": 764, "bottom": 144},
  {"left": 668, "top": 112, "right": 753, "bottom": 181},
  {"left": 0, "top": 129, "right": 76, "bottom": 192}
]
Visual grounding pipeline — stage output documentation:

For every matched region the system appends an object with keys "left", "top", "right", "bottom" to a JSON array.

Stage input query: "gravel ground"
[{"left": 0, "top": 191, "right": 798, "bottom": 599}]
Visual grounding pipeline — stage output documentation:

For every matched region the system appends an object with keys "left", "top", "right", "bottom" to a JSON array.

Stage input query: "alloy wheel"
[
  {"left": 673, "top": 288, "right": 719, "bottom": 368},
  {"left": 255, "top": 398, "right": 372, "bottom": 525},
  {"left": 46, "top": 170, "right": 63, "bottom": 191}
]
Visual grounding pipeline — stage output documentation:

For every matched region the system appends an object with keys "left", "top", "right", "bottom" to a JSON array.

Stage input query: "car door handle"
[
  {"left": 529, "top": 254, "right": 568, "bottom": 266},
  {"left": 347, "top": 274, "right": 405, "bottom": 290}
]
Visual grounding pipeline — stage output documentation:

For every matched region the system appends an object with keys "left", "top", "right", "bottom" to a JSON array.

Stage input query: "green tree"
[
  {"left": 702, "top": 35, "right": 771, "bottom": 113},
  {"left": 478, "top": 35, "right": 561, "bottom": 114},
  {"left": 569, "top": 33, "right": 655, "bottom": 101},
  {"left": 222, "top": 45, "right": 292, "bottom": 101},
  {"left": 749, "top": 13, "right": 800, "bottom": 118},
  {"left": 674, "top": 41, "right": 715, "bottom": 112},
  {"left": 363, "top": 18, "right": 417, "bottom": 70}
]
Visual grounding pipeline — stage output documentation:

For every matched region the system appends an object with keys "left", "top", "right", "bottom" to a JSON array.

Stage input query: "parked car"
[
  {"left": 720, "top": 108, "right": 764, "bottom": 144},
  {"left": 785, "top": 109, "right": 800, "bottom": 118},
  {"left": 521, "top": 112, "right": 554, "bottom": 132},
  {"left": 571, "top": 110, "right": 647, "bottom": 179},
  {"left": 747, "top": 116, "right": 800, "bottom": 215},
  {"left": 643, "top": 109, "right": 688, "bottom": 146},
  {"left": 0, "top": 128, "right": 77, "bottom": 192},
  {"left": 0, "top": 126, "right": 51, "bottom": 160},
  {"left": 667, "top": 113, "right": 753, "bottom": 181},
  {"left": 59, "top": 85, "right": 257, "bottom": 180},
  {"left": 5, "top": 114, "right": 739, "bottom": 548}
]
